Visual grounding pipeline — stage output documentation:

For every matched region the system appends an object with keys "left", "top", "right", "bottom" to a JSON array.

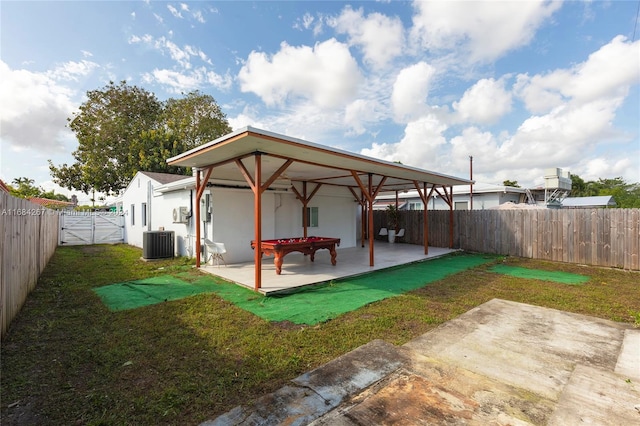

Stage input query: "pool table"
[{"left": 251, "top": 236, "right": 341, "bottom": 275}]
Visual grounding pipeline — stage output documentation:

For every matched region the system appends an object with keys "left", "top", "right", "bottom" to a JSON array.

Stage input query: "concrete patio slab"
[
  {"left": 201, "top": 242, "right": 456, "bottom": 294},
  {"left": 201, "top": 299, "right": 639, "bottom": 425}
]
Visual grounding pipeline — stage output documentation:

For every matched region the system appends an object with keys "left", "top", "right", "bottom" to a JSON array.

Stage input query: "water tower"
[{"left": 544, "top": 168, "right": 572, "bottom": 207}]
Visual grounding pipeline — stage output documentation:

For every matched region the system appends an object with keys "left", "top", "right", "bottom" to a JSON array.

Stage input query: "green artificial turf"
[
  {"left": 94, "top": 275, "right": 220, "bottom": 311},
  {"left": 186, "top": 253, "right": 495, "bottom": 324},
  {"left": 489, "top": 264, "right": 589, "bottom": 285},
  {"left": 95, "top": 253, "right": 496, "bottom": 324}
]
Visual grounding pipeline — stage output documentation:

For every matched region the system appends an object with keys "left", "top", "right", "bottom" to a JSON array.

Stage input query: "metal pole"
[{"left": 469, "top": 155, "right": 473, "bottom": 210}]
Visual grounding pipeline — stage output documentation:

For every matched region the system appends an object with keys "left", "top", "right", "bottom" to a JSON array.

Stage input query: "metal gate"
[{"left": 59, "top": 212, "right": 125, "bottom": 245}]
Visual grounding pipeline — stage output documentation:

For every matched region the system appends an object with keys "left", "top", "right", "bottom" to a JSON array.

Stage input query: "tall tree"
[
  {"left": 130, "top": 91, "right": 232, "bottom": 174},
  {"left": 163, "top": 90, "right": 231, "bottom": 148},
  {"left": 10, "top": 177, "right": 41, "bottom": 198},
  {"left": 570, "top": 174, "right": 640, "bottom": 208},
  {"left": 50, "top": 81, "right": 162, "bottom": 195},
  {"left": 593, "top": 177, "right": 640, "bottom": 208},
  {"left": 570, "top": 174, "right": 590, "bottom": 197},
  {"left": 50, "top": 83, "right": 231, "bottom": 196},
  {"left": 9, "top": 177, "right": 68, "bottom": 201}
]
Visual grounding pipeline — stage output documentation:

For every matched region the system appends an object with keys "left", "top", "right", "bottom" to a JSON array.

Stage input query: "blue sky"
[{"left": 1, "top": 0, "right": 639, "bottom": 204}]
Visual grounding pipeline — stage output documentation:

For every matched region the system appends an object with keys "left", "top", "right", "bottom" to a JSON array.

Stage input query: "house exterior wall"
[
  {"left": 121, "top": 172, "right": 197, "bottom": 258},
  {"left": 401, "top": 192, "right": 523, "bottom": 210},
  {"left": 292, "top": 185, "right": 357, "bottom": 249},
  {"left": 121, "top": 174, "right": 358, "bottom": 263},
  {"left": 154, "top": 189, "right": 195, "bottom": 257},
  {"left": 209, "top": 187, "right": 276, "bottom": 264},
  {"left": 209, "top": 185, "right": 357, "bottom": 263},
  {"left": 121, "top": 173, "right": 156, "bottom": 251}
]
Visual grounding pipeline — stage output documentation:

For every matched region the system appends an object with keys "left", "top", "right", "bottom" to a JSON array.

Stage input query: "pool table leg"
[
  {"left": 330, "top": 244, "right": 337, "bottom": 266},
  {"left": 274, "top": 254, "right": 283, "bottom": 275}
]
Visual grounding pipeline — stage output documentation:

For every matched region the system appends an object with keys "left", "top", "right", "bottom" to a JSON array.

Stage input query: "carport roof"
[{"left": 167, "top": 126, "right": 471, "bottom": 192}]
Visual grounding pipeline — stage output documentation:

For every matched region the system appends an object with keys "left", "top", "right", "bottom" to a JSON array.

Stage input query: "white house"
[
  {"left": 117, "top": 171, "right": 358, "bottom": 263},
  {"left": 374, "top": 182, "right": 530, "bottom": 211},
  {"left": 116, "top": 171, "right": 191, "bottom": 255},
  {"left": 121, "top": 126, "right": 471, "bottom": 290}
]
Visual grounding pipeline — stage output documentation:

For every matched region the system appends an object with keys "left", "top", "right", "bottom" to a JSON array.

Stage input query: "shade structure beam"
[
  {"left": 233, "top": 153, "right": 294, "bottom": 290},
  {"left": 351, "top": 171, "right": 388, "bottom": 266},
  {"left": 291, "top": 181, "right": 323, "bottom": 238},
  {"left": 194, "top": 166, "right": 213, "bottom": 268}
]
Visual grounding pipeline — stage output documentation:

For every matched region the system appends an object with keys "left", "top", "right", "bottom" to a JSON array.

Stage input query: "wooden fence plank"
[
  {"left": 377, "top": 207, "right": 639, "bottom": 271},
  {"left": 1, "top": 193, "right": 59, "bottom": 338}
]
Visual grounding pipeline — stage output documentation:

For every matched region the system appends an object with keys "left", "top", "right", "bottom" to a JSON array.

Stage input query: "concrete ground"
[
  {"left": 202, "top": 299, "right": 640, "bottom": 426},
  {"left": 201, "top": 242, "right": 456, "bottom": 295}
]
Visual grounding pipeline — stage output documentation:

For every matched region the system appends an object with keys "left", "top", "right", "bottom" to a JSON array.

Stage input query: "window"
[
  {"left": 454, "top": 201, "right": 469, "bottom": 210},
  {"left": 408, "top": 201, "right": 424, "bottom": 210},
  {"left": 304, "top": 206, "right": 319, "bottom": 227},
  {"left": 131, "top": 204, "right": 135, "bottom": 226},
  {"left": 141, "top": 203, "right": 147, "bottom": 227}
]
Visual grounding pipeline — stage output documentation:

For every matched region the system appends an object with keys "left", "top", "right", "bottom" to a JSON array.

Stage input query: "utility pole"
[{"left": 469, "top": 156, "right": 473, "bottom": 210}]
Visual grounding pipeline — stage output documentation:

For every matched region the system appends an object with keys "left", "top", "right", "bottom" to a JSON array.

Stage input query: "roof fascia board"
[{"left": 167, "top": 126, "right": 471, "bottom": 187}]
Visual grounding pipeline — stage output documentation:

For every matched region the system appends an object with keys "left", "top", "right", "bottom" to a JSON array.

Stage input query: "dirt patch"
[
  {"left": 80, "top": 245, "right": 105, "bottom": 255},
  {"left": 272, "top": 320, "right": 307, "bottom": 330},
  {"left": 3, "top": 397, "right": 47, "bottom": 426}
]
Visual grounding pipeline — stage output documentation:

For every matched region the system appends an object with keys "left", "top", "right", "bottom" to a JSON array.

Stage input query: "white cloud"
[
  {"left": 391, "top": 62, "right": 436, "bottom": 122},
  {"left": 128, "top": 34, "right": 211, "bottom": 69},
  {"left": 361, "top": 115, "right": 448, "bottom": 169},
  {"left": 331, "top": 6, "right": 404, "bottom": 68},
  {"left": 453, "top": 78, "right": 512, "bottom": 124},
  {"left": 410, "top": 0, "right": 562, "bottom": 62},
  {"left": 294, "top": 12, "right": 323, "bottom": 36},
  {"left": 238, "top": 38, "right": 361, "bottom": 109},
  {"left": 193, "top": 10, "right": 205, "bottom": 24},
  {"left": 167, "top": 5, "right": 182, "bottom": 19},
  {"left": 48, "top": 59, "right": 99, "bottom": 81},
  {"left": 344, "top": 99, "right": 382, "bottom": 136},
  {"left": 0, "top": 61, "right": 80, "bottom": 152},
  {"left": 301, "top": 13, "right": 315, "bottom": 29},
  {"left": 580, "top": 155, "right": 640, "bottom": 183},
  {"left": 354, "top": 32, "right": 639, "bottom": 188},
  {"left": 516, "top": 36, "right": 640, "bottom": 114},
  {"left": 450, "top": 127, "right": 499, "bottom": 167},
  {"left": 142, "top": 67, "right": 232, "bottom": 93}
]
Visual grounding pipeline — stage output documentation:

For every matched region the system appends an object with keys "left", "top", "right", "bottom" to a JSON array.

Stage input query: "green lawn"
[{"left": 2, "top": 244, "right": 638, "bottom": 425}]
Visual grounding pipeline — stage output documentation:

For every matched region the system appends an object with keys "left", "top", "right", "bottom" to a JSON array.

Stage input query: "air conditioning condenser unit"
[
  {"left": 143, "top": 231, "right": 175, "bottom": 260},
  {"left": 172, "top": 206, "right": 189, "bottom": 223}
]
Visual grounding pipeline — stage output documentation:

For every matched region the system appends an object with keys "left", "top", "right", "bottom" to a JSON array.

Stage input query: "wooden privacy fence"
[
  {"left": 1, "top": 193, "right": 59, "bottom": 338},
  {"left": 374, "top": 208, "right": 640, "bottom": 270}
]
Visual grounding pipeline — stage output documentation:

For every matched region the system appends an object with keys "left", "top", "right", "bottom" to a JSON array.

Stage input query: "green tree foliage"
[
  {"left": 49, "top": 82, "right": 231, "bottom": 195},
  {"left": 9, "top": 177, "right": 69, "bottom": 201},
  {"left": 570, "top": 175, "right": 640, "bottom": 208},
  {"left": 569, "top": 174, "right": 590, "bottom": 196},
  {"left": 9, "top": 177, "right": 41, "bottom": 198},
  {"left": 502, "top": 180, "right": 520, "bottom": 188},
  {"left": 163, "top": 90, "right": 231, "bottom": 147}
]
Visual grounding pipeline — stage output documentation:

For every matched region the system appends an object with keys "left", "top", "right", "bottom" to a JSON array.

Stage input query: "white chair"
[
  {"left": 379, "top": 227, "right": 388, "bottom": 236},
  {"left": 396, "top": 229, "right": 405, "bottom": 239},
  {"left": 204, "top": 239, "right": 227, "bottom": 267}
]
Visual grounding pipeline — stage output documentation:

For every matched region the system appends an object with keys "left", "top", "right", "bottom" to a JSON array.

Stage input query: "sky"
[{"left": 1, "top": 0, "right": 639, "bottom": 205}]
